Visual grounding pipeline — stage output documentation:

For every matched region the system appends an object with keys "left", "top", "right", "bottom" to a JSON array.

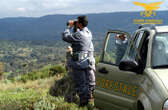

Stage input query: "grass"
[
  {"left": 0, "top": 73, "right": 96, "bottom": 110},
  {"left": 8, "top": 64, "right": 66, "bottom": 83},
  {"left": 0, "top": 76, "right": 58, "bottom": 110}
]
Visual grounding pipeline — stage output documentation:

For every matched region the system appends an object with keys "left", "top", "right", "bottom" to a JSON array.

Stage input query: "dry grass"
[
  {"left": 0, "top": 75, "right": 62, "bottom": 92},
  {"left": 0, "top": 74, "right": 97, "bottom": 110}
]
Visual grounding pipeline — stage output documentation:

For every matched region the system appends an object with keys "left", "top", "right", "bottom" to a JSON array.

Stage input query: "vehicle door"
[{"left": 95, "top": 30, "right": 148, "bottom": 110}]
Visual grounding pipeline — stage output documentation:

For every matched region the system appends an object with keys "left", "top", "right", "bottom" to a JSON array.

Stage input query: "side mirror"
[{"left": 119, "top": 59, "right": 139, "bottom": 73}]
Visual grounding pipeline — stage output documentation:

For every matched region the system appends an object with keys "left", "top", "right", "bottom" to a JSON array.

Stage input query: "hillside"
[
  {"left": 0, "top": 64, "right": 95, "bottom": 110},
  {"left": 0, "top": 76, "right": 84, "bottom": 110},
  {"left": 0, "top": 11, "right": 168, "bottom": 75},
  {"left": 0, "top": 11, "right": 168, "bottom": 109},
  {"left": 0, "top": 11, "right": 168, "bottom": 40}
]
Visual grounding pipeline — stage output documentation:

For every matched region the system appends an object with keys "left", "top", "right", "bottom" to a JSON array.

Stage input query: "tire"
[{"left": 137, "top": 101, "right": 144, "bottom": 110}]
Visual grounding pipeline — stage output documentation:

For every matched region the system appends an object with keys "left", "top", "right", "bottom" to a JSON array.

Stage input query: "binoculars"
[{"left": 67, "top": 19, "right": 78, "bottom": 26}]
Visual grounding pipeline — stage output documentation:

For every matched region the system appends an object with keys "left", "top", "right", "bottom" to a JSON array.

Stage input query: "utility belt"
[{"left": 72, "top": 52, "right": 90, "bottom": 61}]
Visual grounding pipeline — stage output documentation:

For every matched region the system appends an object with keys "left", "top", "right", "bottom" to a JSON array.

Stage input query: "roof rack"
[{"left": 138, "top": 24, "right": 156, "bottom": 29}]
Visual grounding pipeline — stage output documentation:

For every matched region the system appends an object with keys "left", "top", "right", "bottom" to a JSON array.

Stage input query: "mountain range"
[{"left": 0, "top": 11, "right": 167, "bottom": 40}]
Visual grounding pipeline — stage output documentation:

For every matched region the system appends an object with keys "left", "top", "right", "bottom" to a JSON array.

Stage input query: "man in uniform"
[
  {"left": 115, "top": 34, "right": 128, "bottom": 65},
  {"left": 62, "top": 15, "right": 95, "bottom": 106}
]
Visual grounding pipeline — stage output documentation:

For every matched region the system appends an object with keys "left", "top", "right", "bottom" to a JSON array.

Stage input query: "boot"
[
  {"left": 79, "top": 94, "right": 88, "bottom": 107},
  {"left": 79, "top": 98, "right": 88, "bottom": 107}
]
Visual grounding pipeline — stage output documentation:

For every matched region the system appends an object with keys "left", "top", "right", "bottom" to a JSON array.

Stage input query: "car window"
[
  {"left": 152, "top": 33, "right": 168, "bottom": 68},
  {"left": 129, "top": 31, "right": 144, "bottom": 59},
  {"left": 136, "top": 32, "right": 144, "bottom": 48},
  {"left": 103, "top": 33, "right": 128, "bottom": 65}
]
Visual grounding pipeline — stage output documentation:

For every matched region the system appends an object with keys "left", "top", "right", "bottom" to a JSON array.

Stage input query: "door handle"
[{"left": 98, "top": 67, "right": 109, "bottom": 74}]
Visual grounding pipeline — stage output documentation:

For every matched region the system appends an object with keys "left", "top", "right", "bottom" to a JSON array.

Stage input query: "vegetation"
[
  {"left": 0, "top": 40, "right": 67, "bottom": 76},
  {"left": 0, "top": 64, "right": 96, "bottom": 110},
  {"left": 0, "top": 38, "right": 102, "bottom": 109},
  {"left": 7, "top": 64, "right": 65, "bottom": 83},
  {"left": 0, "top": 21, "right": 103, "bottom": 109},
  {"left": 1, "top": 11, "right": 159, "bottom": 109},
  {"left": 0, "top": 40, "right": 102, "bottom": 77}
]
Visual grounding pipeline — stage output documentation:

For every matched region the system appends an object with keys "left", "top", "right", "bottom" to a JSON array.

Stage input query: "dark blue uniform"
[
  {"left": 115, "top": 37, "right": 128, "bottom": 65},
  {"left": 62, "top": 27, "right": 95, "bottom": 104}
]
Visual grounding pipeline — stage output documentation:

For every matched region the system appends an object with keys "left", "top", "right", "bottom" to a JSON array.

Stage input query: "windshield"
[{"left": 152, "top": 33, "right": 168, "bottom": 68}]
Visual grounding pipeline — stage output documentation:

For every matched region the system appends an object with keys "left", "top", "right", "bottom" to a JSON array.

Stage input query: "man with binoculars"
[{"left": 62, "top": 16, "right": 95, "bottom": 106}]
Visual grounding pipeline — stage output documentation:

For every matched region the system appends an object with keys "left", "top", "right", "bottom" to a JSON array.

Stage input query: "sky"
[{"left": 0, "top": 0, "right": 167, "bottom": 18}]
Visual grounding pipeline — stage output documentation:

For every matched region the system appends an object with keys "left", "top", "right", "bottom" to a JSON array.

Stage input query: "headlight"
[{"left": 163, "top": 100, "right": 168, "bottom": 110}]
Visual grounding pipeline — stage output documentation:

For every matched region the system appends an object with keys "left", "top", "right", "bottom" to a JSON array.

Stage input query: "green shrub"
[
  {"left": 19, "top": 75, "right": 28, "bottom": 83},
  {"left": 49, "top": 75, "right": 73, "bottom": 97},
  {"left": 49, "top": 65, "right": 66, "bottom": 76},
  {"left": 18, "top": 71, "right": 40, "bottom": 83},
  {"left": 0, "top": 89, "right": 89, "bottom": 110},
  {"left": 6, "top": 64, "right": 66, "bottom": 83},
  {"left": 0, "top": 75, "right": 96, "bottom": 110},
  {"left": 2, "top": 79, "right": 12, "bottom": 84},
  {"left": 95, "top": 56, "right": 100, "bottom": 65},
  {"left": 0, "top": 72, "right": 4, "bottom": 76},
  {"left": 0, "top": 72, "right": 4, "bottom": 80}
]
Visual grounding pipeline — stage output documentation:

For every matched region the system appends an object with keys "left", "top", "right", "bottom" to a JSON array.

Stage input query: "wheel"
[{"left": 137, "top": 101, "right": 144, "bottom": 110}]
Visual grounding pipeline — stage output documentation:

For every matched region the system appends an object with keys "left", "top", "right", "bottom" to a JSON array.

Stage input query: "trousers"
[
  {"left": 72, "top": 68, "right": 89, "bottom": 100},
  {"left": 68, "top": 53, "right": 96, "bottom": 101}
]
